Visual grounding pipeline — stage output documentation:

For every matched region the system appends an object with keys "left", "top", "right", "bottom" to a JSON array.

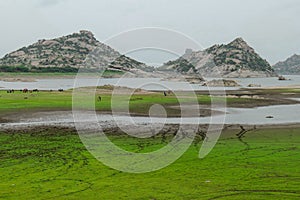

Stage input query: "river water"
[{"left": 1, "top": 75, "right": 300, "bottom": 91}]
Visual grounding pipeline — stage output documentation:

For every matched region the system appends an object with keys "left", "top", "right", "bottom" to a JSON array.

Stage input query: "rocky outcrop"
[
  {"left": 160, "top": 38, "right": 277, "bottom": 78},
  {"left": 278, "top": 75, "right": 289, "bottom": 81},
  {"left": 202, "top": 79, "right": 240, "bottom": 87},
  {"left": 273, "top": 54, "right": 300, "bottom": 75},
  {"left": 247, "top": 84, "right": 261, "bottom": 88},
  {"left": 0, "top": 30, "right": 152, "bottom": 73}
]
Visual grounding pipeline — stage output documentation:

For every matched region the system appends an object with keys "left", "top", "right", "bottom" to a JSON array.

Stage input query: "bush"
[
  {"left": 30, "top": 66, "right": 78, "bottom": 73},
  {"left": 0, "top": 65, "right": 79, "bottom": 73},
  {"left": 0, "top": 65, "right": 29, "bottom": 72}
]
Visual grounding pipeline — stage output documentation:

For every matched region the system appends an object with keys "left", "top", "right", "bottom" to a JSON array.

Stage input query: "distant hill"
[
  {"left": 160, "top": 38, "right": 277, "bottom": 78},
  {"left": 273, "top": 54, "right": 300, "bottom": 75},
  {"left": 0, "top": 30, "right": 152, "bottom": 73}
]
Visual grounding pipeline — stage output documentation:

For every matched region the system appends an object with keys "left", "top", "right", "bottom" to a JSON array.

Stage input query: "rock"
[
  {"left": 278, "top": 75, "right": 288, "bottom": 81},
  {"left": 0, "top": 30, "right": 153, "bottom": 74},
  {"left": 247, "top": 84, "right": 261, "bottom": 87},
  {"left": 273, "top": 54, "right": 300, "bottom": 75},
  {"left": 203, "top": 79, "right": 240, "bottom": 87},
  {"left": 159, "top": 37, "right": 277, "bottom": 78},
  {"left": 184, "top": 75, "right": 205, "bottom": 84}
]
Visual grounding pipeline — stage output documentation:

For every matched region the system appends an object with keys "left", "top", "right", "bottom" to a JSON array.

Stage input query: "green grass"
[
  {"left": 0, "top": 90, "right": 198, "bottom": 117},
  {"left": 0, "top": 90, "right": 73, "bottom": 113},
  {"left": 0, "top": 90, "right": 183, "bottom": 114},
  {"left": 102, "top": 70, "right": 125, "bottom": 77},
  {"left": 0, "top": 90, "right": 269, "bottom": 117},
  {"left": 0, "top": 127, "right": 299, "bottom": 199}
]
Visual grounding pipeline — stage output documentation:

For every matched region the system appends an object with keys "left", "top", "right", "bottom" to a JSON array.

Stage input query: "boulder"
[
  {"left": 247, "top": 84, "right": 261, "bottom": 87},
  {"left": 203, "top": 79, "right": 240, "bottom": 87},
  {"left": 278, "top": 75, "right": 287, "bottom": 81}
]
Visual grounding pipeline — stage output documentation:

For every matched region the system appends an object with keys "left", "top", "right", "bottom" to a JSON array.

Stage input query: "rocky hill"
[
  {"left": 0, "top": 30, "right": 151, "bottom": 73},
  {"left": 160, "top": 38, "right": 277, "bottom": 78},
  {"left": 273, "top": 54, "right": 300, "bottom": 75}
]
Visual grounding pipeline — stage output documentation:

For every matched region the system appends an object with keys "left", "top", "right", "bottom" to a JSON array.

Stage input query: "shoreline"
[
  {"left": 1, "top": 108, "right": 300, "bottom": 132},
  {"left": 1, "top": 121, "right": 300, "bottom": 134},
  {"left": 1, "top": 79, "right": 300, "bottom": 132}
]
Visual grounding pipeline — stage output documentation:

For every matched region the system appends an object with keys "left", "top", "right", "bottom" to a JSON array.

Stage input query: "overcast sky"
[{"left": 0, "top": 0, "right": 299, "bottom": 64}]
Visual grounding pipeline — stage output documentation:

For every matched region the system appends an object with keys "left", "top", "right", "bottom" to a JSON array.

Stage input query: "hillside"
[
  {"left": 160, "top": 38, "right": 277, "bottom": 78},
  {"left": 273, "top": 54, "right": 300, "bottom": 75},
  {"left": 0, "top": 30, "right": 151, "bottom": 73}
]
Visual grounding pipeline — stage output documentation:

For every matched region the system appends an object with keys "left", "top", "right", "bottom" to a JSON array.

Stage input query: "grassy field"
[
  {"left": 0, "top": 89, "right": 273, "bottom": 117},
  {"left": 0, "top": 127, "right": 299, "bottom": 199}
]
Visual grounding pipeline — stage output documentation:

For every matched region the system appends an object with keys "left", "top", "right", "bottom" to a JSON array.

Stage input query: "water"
[
  {"left": 1, "top": 76, "right": 299, "bottom": 127},
  {"left": 289, "top": 98, "right": 300, "bottom": 102},
  {"left": 1, "top": 75, "right": 300, "bottom": 91},
  {"left": 2, "top": 104, "right": 300, "bottom": 127},
  {"left": 228, "top": 75, "right": 300, "bottom": 88},
  {"left": 102, "top": 104, "right": 300, "bottom": 125}
]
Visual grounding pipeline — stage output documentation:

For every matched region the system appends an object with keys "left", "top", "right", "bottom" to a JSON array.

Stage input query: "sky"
[{"left": 0, "top": 0, "right": 299, "bottom": 64}]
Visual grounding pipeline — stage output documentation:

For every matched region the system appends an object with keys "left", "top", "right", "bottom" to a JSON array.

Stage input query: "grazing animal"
[
  {"left": 7, "top": 89, "right": 14, "bottom": 93},
  {"left": 163, "top": 91, "right": 167, "bottom": 96},
  {"left": 23, "top": 88, "right": 29, "bottom": 93},
  {"left": 58, "top": 89, "right": 64, "bottom": 92},
  {"left": 33, "top": 89, "right": 39, "bottom": 92},
  {"left": 98, "top": 96, "right": 102, "bottom": 102}
]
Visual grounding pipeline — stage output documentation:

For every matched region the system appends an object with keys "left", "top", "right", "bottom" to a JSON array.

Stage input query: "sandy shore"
[{"left": 0, "top": 77, "right": 37, "bottom": 82}]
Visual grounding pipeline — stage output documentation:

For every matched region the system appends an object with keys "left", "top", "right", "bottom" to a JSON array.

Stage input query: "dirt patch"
[{"left": 0, "top": 117, "right": 11, "bottom": 123}]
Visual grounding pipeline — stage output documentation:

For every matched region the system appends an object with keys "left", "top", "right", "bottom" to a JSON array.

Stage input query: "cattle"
[
  {"left": 58, "top": 89, "right": 64, "bottom": 92},
  {"left": 6, "top": 89, "right": 14, "bottom": 93}
]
